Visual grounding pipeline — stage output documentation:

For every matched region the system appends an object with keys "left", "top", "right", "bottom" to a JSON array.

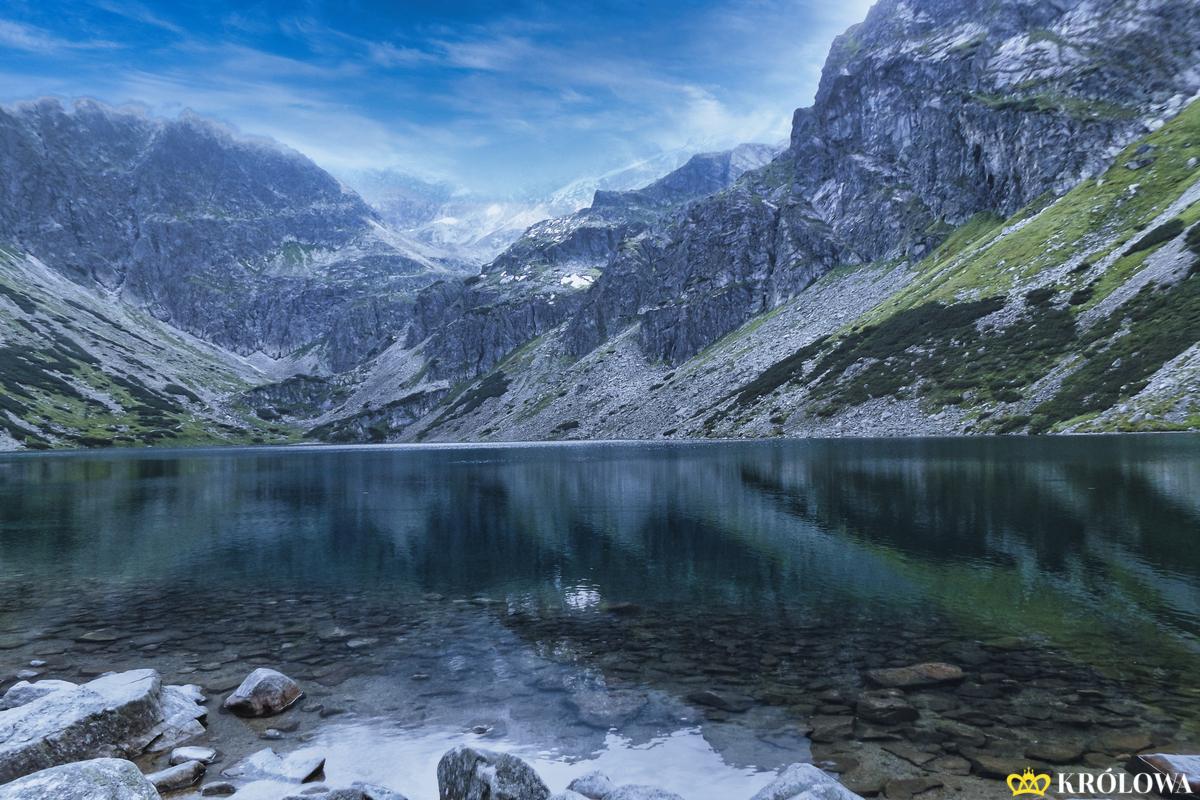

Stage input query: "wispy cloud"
[
  {"left": 0, "top": 19, "right": 119, "bottom": 53},
  {"left": 91, "top": 0, "right": 183, "bottom": 34}
]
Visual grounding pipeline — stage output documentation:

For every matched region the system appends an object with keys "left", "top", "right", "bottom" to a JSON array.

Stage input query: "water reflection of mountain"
[{"left": 1, "top": 438, "right": 1198, "bottom": 657}]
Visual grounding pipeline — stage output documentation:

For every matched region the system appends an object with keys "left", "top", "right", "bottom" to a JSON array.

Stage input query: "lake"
[{"left": 1, "top": 436, "right": 1198, "bottom": 799}]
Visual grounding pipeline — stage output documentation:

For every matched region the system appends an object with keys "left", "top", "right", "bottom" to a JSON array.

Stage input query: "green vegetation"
[
  {"left": 1127, "top": 217, "right": 1184, "bottom": 254},
  {"left": 1186, "top": 223, "right": 1200, "bottom": 256},
  {"left": 1031, "top": 272, "right": 1200, "bottom": 432}
]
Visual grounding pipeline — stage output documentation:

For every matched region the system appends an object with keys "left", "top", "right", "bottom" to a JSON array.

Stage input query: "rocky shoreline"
[
  {"left": 2, "top": 580, "right": 1199, "bottom": 800},
  {"left": 0, "top": 667, "right": 862, "bottom": 800}
]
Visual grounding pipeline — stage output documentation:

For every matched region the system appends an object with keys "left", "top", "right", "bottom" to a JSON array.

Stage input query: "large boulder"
[
  {"left": 750, "top": 764, "right": 864, "bottom": 800},
  {"left": 0, "top": 758, "right": 158, "bottom": 800},
  {"left": 222, "top": 668, "right": 303, "bottom": 717},
  {"left": 437, "top": 746, "right": 550, "bottom": 800},
  {"left": 0, "top": 669, "right": 206, "bottom": 783},
  {"left": 567, "top": 771, "right": 615, "bottom": 799}
]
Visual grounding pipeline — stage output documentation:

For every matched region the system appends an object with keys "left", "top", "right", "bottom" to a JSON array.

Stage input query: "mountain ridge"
[{"left": 1, "top": 0, "right": 1198, "bottom": 450}]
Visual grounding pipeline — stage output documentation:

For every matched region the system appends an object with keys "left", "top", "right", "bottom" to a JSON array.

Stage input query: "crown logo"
[{"left": 1007, "top": 768, "right": 1051, "bottom": 797}]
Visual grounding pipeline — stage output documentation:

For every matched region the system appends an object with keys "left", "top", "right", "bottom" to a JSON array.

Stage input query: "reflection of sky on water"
[{"left": 259, "top": 724, "right": 780, "bottom": 800}]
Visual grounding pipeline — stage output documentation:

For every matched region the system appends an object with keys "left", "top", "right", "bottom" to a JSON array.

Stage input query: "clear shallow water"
[{"left": 1, "top": 436, "right": 1199, "bottom": 798}]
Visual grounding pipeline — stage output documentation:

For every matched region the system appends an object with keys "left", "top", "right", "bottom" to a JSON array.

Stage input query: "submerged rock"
[
  {"left": 750, "top": 764, "right": 864, "bottom": 800},
  {"left": 855, "top": 692, "right": 918, "bottom": 725},
  {"left": 284, "top": 784, "right": 410, "bottom": 800},
  {"left": 437, "top": 745, "right": 550, "bottom": 800},
  {"left": 223, "top": 668, "right": 303, "bottom": 717},
  {"left": 199, "top": 782, "right": 238, "bottom": 797},
  {"left": 568, "top": 689, "right": 648, "bottom": 729},
  {"left": 864, "top": 663, "right": 963, "bottom": 690},
  {"left": 0, "top": 669, "right": 206, "bottom": 783},
  {"left": 0, "top": 758, "right": 158, "bottom": 800},
  {"left": 685, "top": 689, "right": 753, "bottom": 713}
]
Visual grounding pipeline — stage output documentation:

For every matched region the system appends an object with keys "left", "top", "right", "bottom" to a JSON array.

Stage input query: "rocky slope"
[{"left": 300, "top": 0, "right": 1200, "bottom": 445}]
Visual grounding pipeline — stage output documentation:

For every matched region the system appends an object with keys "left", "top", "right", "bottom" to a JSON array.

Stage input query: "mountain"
[
  {"left": 304, "top": 143, "right": 780, "bottom": 441},
  {"left": 2, "top": 0, "right": 1199, "bottom": 451},
  {"left": 0, "top": 99, "right": 471, "bottom": 449},
  {"left": 0, "top": 99, "right": 466, "bottom": 375},
  {"left": 308, "top": 0, "right": 1200, "bottom": 443}
]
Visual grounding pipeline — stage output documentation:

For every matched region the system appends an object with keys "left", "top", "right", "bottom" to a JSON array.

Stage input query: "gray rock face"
[
  {"left": 0, "top": 99, "right": 462, "bottom": 373},
  {"left": 0, "top": 669, "right": 206, "bottom": 783},
  {"left": 223, "top": 668, "right": 302, "bottom": 717},
  {"left": 750, "top": 764, "right": 863, "bottom": 800},
  {"left": 403, "top": 144, "right": 778, "bottom": 385},
  {"left": 436, "top": 745, "right": 551, "bottom": 800},
  {"left": 0, "top": 758, "right": 159, "bottom": 800}
]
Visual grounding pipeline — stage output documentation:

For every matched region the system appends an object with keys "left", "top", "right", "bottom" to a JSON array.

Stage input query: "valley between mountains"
[{"left": 1, "top": 0, "right": 1199, "bottom": 450}]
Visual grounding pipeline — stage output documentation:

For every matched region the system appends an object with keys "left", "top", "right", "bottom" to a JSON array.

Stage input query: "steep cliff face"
[
  {"left": 0, "top": 99, "right": 462, "bottom": 373},
  {"left": 568, "top": 0, "right": 1200, "bottom": 365}
]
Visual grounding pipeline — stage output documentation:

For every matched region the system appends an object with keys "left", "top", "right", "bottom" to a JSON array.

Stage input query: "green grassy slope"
[{"left": 0, "top": 248, "right": 295, "bottom": 449}]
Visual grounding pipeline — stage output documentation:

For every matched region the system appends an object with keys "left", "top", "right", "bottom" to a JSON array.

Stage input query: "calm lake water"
[{"left": 1, "top": 436, "right": 1199, "bottom": 799}]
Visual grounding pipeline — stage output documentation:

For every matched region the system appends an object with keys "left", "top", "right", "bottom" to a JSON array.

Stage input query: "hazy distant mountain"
[{"left": 338, "top": 146, "right": 724, "bottom": 266}]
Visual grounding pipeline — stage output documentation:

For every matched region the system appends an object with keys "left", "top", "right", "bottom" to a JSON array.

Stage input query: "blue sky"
[{"left": 0, "top": 0, "right": 874, "bottom": 195}]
